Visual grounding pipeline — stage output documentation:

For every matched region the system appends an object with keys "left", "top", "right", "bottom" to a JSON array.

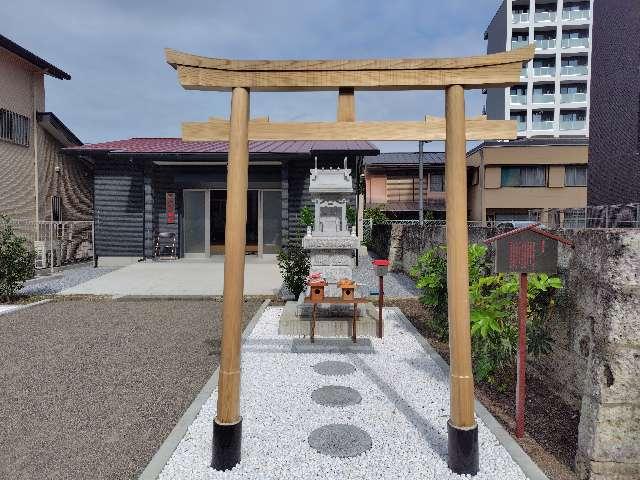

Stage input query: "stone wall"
[{"left": 370, "top": 224, "right": 640, "bottom": 479}]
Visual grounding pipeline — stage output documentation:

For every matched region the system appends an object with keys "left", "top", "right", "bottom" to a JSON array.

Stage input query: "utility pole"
[{"left": 418, "top": 140, "right": 424, "bottom": 225}]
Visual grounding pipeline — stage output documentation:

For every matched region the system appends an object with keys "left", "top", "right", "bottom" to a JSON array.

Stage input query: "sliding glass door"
[
  {"left": 193, "top": 188, "right": 280, "bottom": 256},
  {"left": 183, "top": 190, "right": 210, "bottom": 257}
]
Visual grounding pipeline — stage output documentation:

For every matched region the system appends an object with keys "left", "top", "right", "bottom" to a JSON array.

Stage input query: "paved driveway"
[
  {"left": 0, "top": 298, "right": 264, "bottom": 480},
  {"left": 61, "top": 257, "right": 282, "bottom": 296}
]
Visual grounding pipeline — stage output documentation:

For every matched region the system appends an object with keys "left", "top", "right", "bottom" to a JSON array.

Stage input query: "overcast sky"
[{"left": 1, "top": 0, "right": 499, "bottom": 152}]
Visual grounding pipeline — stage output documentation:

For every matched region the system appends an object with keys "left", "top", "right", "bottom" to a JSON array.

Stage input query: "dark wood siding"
[{"left": 94, "top": 157, "right": 144, "bottom": 257}]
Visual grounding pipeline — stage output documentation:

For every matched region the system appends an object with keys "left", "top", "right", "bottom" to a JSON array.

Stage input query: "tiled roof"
[
  {"left": 363, "top": 151, "right": 445, "bottom": 166},
  {"left": 64, "top": 138, "right": 379, "bottom": 155}
]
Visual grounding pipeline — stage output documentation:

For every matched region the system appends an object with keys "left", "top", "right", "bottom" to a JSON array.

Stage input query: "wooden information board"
[{"left": 495, "top": 229, "right": 558, "bottom": 274}]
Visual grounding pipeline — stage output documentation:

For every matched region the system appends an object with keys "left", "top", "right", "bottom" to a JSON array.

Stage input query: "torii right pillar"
[{"left": 445, "top": 84, "right": 479, "bottom": 475}]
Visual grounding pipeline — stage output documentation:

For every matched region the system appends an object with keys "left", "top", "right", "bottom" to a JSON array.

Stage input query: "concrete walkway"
[{"left": 60, "top": 257, "right": 282, "bottom": 296}]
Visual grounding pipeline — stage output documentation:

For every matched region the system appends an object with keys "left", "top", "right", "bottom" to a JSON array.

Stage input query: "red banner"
[{"left": 166, "top": 192, "right": 176, "bottom": 224}]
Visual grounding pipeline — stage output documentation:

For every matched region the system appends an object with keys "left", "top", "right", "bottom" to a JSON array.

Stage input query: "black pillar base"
[
  {"left": 212, "top": 417, "right": 242, "bottom": 471},
  {"left": 447, "top": 420, "right": 479, "bottom": 476}
]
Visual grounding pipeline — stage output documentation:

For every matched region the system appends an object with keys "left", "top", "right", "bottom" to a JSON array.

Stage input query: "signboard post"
[{"left": 486, "top": 224, "right": 572, "bottom": 438}]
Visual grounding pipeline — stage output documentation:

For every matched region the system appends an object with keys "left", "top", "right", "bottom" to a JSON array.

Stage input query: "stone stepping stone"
[
  {"left": 312, "top": 385, "right": 362, "bottom": 407},
  {"left": 308, "top": 424, "right": 372, "bottom": 458},
  {"left": 312, "top": 360, "right": 355, "bottom": 376}
]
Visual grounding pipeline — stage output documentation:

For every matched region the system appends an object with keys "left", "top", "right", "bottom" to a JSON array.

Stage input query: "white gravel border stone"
[{"left": 156, "top": 307, "right": 539, "bottom": 480}]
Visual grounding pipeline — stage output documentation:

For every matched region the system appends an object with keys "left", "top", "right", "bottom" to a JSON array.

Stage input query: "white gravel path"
[{"left": 158, "top": 307, "right": 529, "bottom": 480}]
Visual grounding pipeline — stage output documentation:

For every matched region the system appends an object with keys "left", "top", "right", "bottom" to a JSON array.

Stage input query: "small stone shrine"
[{"left": 297, "top": 159, "right": 363, "bottom": 317}]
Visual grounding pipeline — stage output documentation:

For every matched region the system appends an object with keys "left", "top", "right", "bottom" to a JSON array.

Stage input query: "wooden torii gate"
[{"left": 166, "top": 45, "right": 534, "bottom": 476}]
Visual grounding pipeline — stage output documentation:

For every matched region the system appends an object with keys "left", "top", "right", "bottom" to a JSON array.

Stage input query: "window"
[
  {"left": 565, "top": 165, "right": 587, "bottom": 186},
  {"left": 0, "top": 108, "right": 30, "bottom": 146},
  {"left": 501, "top": 166, "right": 546, "bottom": 187},
  {"left": 430, "top": 173, "right": 444, "bottom": 192}
]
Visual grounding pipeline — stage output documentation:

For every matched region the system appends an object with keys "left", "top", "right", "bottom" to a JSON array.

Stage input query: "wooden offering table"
[{"left": 304, "top": 297, "right": 371, "bottom": 343}]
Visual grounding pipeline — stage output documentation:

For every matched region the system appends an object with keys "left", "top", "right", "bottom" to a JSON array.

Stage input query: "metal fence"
[
  {"left": 529, "top": 204, "right": 640, "bottom": 229},
  {"left": 8, "top": 219, "right": 95, "bottom": 269}
]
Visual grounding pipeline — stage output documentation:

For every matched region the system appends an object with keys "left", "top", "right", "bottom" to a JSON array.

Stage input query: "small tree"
[
  {"left": 277, "top": 243, "right": 310, "bottom": 298},
  {"left": 0, "top": 216, "right": 36, "bottom": 302},
  {"left": 299, "top": 205, "right": 314, "bottom": 228}
]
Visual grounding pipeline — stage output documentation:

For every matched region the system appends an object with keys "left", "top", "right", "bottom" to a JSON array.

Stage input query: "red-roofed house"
[{"left": 65, "top": 138, "right": 378, "bottom": 265}]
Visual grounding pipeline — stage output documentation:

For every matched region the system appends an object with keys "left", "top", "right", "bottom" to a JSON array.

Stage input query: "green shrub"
[
  {"left": 0, "top": 216, "right": 35, "bottom": 302},
  {"left": 411, "top": 243, "right": 561, "bottom": 390},
  {"left": 277, "top": 243, "right": 310, "bottom": 298},
  {"left": 363, "top": 206, "right": 387, "bottom": 224},
  {"left": 346, "top": 205, "right": 356, "bottom": 227},
  {"left": 299, "top": 206, "right": 314, "bottom": 228},
  {"left": 410, "top": 243, "right": 490, "bottom": 341}
]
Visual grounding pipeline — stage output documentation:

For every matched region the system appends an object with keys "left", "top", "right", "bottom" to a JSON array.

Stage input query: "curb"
[
  {"left": 0, "top": 299, "right": 52, "bottom": 317},
  {"left": 388, "top": 307, "right": 549, "bottom": 480},
  {"left": 138, "top": 298, "right": 271, "bottom": 480}
]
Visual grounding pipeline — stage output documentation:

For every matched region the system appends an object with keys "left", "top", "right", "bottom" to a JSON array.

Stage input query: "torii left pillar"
[{"left": 212, "top": 86, "right": 250, "bottom": 470}]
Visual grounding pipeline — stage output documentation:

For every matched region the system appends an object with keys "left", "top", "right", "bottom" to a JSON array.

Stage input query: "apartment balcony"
[
  {"left": 510, "top": 94, "right": 527, "bottom": 105},
  {"left": 512, "top": 12, "right": 530, "bottom": 23},
  {"left": 562, "top": 10, "right": 590, "bottom": 21},
  {"left": 562, "top": 37, "right": 590, "bottom": 48},
  {"left": 534, "top": 11, "right": 557, "bottom": 22},
  {"left": 561, "top": 92, "right": 587, "bottom": 103},
  {"left": 532, "top": 120, "right": 555, "bottom": 130},
  {"left": 535, "top": 38, "right": 556, "bottom": 50},
  {"left": 560, "top": 119, "right": 586, "bottom": 130},
  {"left": 532, "top": 93, "right": 555, "bottom": 104},
  {"left": 512, "top": 40, "right": 530, "bottom": 49},
  {"left": 521, "top": 67, "right": 528, "bottom": 78},
  {"left": 516, "top": 121, "right": 527, "bottom": 132},
  {"left": 561, "top": 65, "right": 588, "bottom": 76},
  {"left": 533, "top": 66, "right": 556, "bottom": 77}
]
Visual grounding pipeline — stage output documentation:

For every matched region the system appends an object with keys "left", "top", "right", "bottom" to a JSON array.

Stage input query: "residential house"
[
  {"left": 64, "top": 138, "right": 377, "bottom": 266},
  {"left": 363, "top": 152, "right": 446, "bottom": 220},
  {"left": 0, "top": 34, "right": 90, "bottom": 230},
  {"left": 467, "top": 137, "right": 588, "bottom": 223}
]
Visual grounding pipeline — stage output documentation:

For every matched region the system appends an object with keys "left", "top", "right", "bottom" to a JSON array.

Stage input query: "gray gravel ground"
[
  {"left": 20, "top": 264, "right": 117, "bottom": 295},
  {"left": 353, "top": 252, "right": 420, "bottom": 298},
  {"left": 0, "top": 298, "right": 263, "bottom": 480}
]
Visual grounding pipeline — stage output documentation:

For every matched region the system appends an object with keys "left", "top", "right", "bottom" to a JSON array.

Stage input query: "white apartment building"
[{"left": 484, "top": 0, "right": 593, "bottom": 137}]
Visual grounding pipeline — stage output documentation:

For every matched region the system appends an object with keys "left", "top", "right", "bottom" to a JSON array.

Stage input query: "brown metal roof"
[{"left": 64, "top": 138, "right": 379, "bottom": 155}]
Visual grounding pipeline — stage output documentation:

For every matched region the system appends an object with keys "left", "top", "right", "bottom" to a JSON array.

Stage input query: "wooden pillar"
[
  {"left": 338, "top": 87, "right": 355, "bottom": 122},
  {"left": 212, "top": 86, "right": 250, "bottom": 470},
  {"left": 445, "top": 84, "right": 479, "bottom": 475}
]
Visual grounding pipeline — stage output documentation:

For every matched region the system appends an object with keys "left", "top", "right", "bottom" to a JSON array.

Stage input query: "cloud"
[{"left": 0, "top": 0, "right": 499, "bottom": 151}]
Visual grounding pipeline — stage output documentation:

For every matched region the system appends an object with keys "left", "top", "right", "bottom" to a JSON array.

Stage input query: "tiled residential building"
[
  {"left": 484, "top": 0, "right": 593, "bottom": 138},
  {"left": 587, "top": 0, "right": 640, "bottom": 205},
  {"left": 467, "top": 138, "right": 588, "bottom": 222},
  {"left": 0, "top": 34, "right": 91, "bottom": 227}
]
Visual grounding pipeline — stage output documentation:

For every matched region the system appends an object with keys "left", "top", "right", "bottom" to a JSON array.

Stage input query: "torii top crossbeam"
[
  {"left": 165, "top": 46, "right": 534, "bottom": 91},
  {"left": 165, "top": 46, "right": 534, "bottom": 142}
]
